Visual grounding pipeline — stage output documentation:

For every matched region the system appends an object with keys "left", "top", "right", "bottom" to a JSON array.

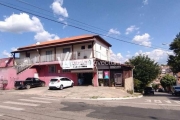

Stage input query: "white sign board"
[
  {"left": 62, "top": 59, "right": 94, "bottom": 69},
  {"left": 98, "top": 71, "right": 103, "bottom": 79}
]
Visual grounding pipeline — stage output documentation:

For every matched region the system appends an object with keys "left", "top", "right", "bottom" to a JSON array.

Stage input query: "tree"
[
  {"left": 134, "top": 79, "right": 142, "bottom": 92},
  {"left": 129, "top": 55, "right": 160, "bottom": 88},
  {"left": 160, "top": 74, "right": 176, "bottom": 91},
  {"left": 168, "top": 32, "right": 180, "bottom": 73}
]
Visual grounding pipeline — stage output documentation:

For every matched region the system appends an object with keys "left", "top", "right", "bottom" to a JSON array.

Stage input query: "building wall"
[
  {"left": 73, "top": 43, "right": 92, "bottom": 59},
  {"left": 37, "top": 64, "right": 78, "bottom": 86},
  {"left": 0, "top": 67, "right": 37, "bottom": 90},
  {"left": 124, "top": 77, "right": 134, "bottom": 92},
  {"left": 94, "top": 39, "right": 109, "bottom": 60}
]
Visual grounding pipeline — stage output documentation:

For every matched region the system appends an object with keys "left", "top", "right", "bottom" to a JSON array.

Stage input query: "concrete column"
[{"left": 93, "top": 72, "right": 98, "bottom": 87}]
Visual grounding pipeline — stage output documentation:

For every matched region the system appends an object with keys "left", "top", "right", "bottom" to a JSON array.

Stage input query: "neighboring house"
[{"left": 0, "top": 34, "right": 133, "bottom": 91}]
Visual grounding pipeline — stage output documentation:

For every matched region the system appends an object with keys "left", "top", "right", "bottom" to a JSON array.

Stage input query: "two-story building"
[{"left": 0, "top": 34, "right": 133, "bottom": 91}]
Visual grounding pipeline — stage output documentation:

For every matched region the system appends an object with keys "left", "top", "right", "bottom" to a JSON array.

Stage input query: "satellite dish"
[{"left": 36, "top": 42, "right": 40, "bottom": 45}]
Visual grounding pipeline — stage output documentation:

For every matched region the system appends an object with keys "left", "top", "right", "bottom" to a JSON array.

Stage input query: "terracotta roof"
[
  {"left": 0, "top": 57, "right": 13, "bottom": 68},
  {"left": 15, "top": 34, "right": 111, "bottom": 51}
]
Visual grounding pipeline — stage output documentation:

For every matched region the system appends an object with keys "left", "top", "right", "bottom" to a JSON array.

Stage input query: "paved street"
[{"left": 0, "top": 91, "right": 179, "bottom": 120}]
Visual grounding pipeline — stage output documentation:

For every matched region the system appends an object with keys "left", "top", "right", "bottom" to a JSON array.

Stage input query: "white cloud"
[
  {"left": 125, "top": 25, "right": 139, "bottom": 35},
  {"left": 132, "top": 33, "right": 151, "bottom": 47},
  {"left": 2, "top": 50, "right": 11, "bottom": 57},
  {"left": 0, "top": 13, "right": 43, "bottom": 33},
  {"left": 34, "top": 31, "right": 59, "bottom": 41},
  {"left": 0, "top": 13, "right": 59, "bottom": 42},
  {"left": 143, "top": 0, "right": 148, "bottom": 5},
  {"left": 107, "top": 28, "right": 120, "bottom": 36},
  {"left": 11, "top": 47, "right": 17, "bottom": 51},
  {"left": 134, "top": 49, "right": 173, "bottom": 63},
  {"left": 51, "top": 0, "right": 68, "bottom": 17},
  {"left": 110, "top": 48, "right": 173, "bottom": 64},
  {"left": 110, "top": 49, "right": 127, "bottom": 63}
]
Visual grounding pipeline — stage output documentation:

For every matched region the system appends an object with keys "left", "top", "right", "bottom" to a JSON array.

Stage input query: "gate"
[
  {"left": 0, "top": 78, "right": 8, "bottom": 90},
  {"left": 114, "top": 73, "right": 122, "bottom": 86}
]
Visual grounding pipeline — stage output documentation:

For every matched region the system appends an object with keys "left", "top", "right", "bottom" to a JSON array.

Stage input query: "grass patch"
[{"left": 90, "top": 96, "right": 99, "bottom": 99}]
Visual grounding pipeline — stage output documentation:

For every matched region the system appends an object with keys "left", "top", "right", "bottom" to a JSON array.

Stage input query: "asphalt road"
[{"left": 0, "top": 91, "right": 179, "bottom": 120}]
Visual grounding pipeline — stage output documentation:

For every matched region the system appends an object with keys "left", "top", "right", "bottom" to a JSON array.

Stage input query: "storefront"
[
  {"left": 96, "top": 59, "right": 133, "bottom": 87},
  {"left": 62, "top": 58, "right": 98, "bottom": 86}
]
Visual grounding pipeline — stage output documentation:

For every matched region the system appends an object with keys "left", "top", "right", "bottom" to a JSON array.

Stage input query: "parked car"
[
  {"left": 144, "top": 87, "right": 155, "bottom": 95},
  {"left": 158, "top": 88, "right": 164, "bottom": 92},
  {"left": 49, "top": 77, "right": 74, "bottom": 90},
  {"left": 15, "top": 77, "right": 45, "bottom": 89},
  {"left": 171, "top": 86, "right": 180, "bottom": 96}
]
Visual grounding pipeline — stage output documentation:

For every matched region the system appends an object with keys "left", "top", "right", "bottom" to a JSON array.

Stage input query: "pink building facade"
[{"left": 0, "top": 35, "right": 132, "bottom": 90}]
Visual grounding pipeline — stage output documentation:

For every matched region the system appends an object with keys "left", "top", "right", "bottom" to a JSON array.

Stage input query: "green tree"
[
  {"left": 168, "top": 32, "right": 180, "bottom": 73},
  {"left": 160, "top": 74, "right": 176, "bottom": 91},
  {"left": 129, "top": 55, "right": 160, "bottom": 88}
]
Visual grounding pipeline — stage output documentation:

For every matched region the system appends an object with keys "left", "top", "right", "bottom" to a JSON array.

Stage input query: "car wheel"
[
  {"left": 71, "top": 83, "right": 74, "bottom": 87},
  {"left": 26, "top": 85, "right": 31, "bottom": 89},
  {"left": 59, "top": 85, "right": 63, "bottom": 90},
  {"left": 15, "top": 86, "right": 19, "bottom": 90},
  {"left": 49, "top": 87, "right": 52, "bottom": 90},
  {"left": 41, "top": 82, "right": 45, "bottom": 87}
]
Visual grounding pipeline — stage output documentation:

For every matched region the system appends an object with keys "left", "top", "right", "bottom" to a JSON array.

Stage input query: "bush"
[{"left": 134, "top": 79, "right": 142, "bottom": 92}]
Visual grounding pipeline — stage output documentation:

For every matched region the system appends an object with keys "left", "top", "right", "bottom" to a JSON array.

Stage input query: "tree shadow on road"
[
  {"left": 60, "top": 101, "right": 179, "bottom": 120},
  {"left": 143, "top": 92, "right": 180, "bottom": 101}
]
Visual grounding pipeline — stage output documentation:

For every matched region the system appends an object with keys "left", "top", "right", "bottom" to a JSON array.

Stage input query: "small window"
[
  {"left": 48, "top": 65, "right": 56, "bottom": 73},
  {"left": 88, "top": 45, "right": 92, "bottom": 49},
  {"left": 81, "top": 46, "right": 85, "bottom": 49},
  {"left": 26, "top": 53, "right": 30, "bottom": 57},
  {"left": 63, "top": 48, "right": 71, "bottom": 53}
]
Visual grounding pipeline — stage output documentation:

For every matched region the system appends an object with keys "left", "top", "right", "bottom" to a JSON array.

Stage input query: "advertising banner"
[{"left": 62, "top": 59, "right": 94, "bottom": 69}]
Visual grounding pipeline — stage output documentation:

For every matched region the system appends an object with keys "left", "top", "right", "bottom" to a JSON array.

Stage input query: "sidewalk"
[{"left": 2, "top": 86, "right": 142, "bottom": 100}]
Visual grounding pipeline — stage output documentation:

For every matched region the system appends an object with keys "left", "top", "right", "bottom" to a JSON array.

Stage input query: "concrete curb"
[{"left": 68, "top": 95, "right": 143, "bottom": 101}]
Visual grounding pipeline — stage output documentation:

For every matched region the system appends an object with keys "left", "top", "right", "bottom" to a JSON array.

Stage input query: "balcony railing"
[{"left": 15, "top": 50, "right": 109, "bottom": 65}]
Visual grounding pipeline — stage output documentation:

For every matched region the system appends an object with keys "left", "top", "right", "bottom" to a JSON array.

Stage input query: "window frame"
[
  {"left": 88, "top": 45, "right": 92, "bottom": 49},
  {"left": 48, "top": 65, "right": 56, "bottom": 73},
  {"left": 81, "top": 46, "right": 85, "bottom": 50}
]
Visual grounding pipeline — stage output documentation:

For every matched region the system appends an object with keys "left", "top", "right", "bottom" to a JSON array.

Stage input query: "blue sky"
[{"left": 0, "top": 0, "right": 180, "bottom": 64}]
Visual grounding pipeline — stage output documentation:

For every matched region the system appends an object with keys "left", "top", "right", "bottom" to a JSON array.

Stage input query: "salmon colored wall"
[
  {"left": 0, "top": 67, "right": 37, "bottom": 90},
  {"left": 93, "top": 72, "right": 98, "bottom": 87},
  {"left": 37, "top": 64, "right": 78, "bottom": 86}
]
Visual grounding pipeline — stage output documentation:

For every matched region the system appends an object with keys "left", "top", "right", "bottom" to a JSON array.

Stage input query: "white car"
[{"left": 49, "top": 77, "right": 74, "bottom": 90}]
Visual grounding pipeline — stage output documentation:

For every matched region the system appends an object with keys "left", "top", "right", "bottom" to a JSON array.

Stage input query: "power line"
[
  {"left": 8, "top": 0, "right": 168, "bottom": 49},
  {"left": 15, "top": 0, "right": 110, "bottom": 33},
  {"left": 0, "top": 2, "right": 170, "bottom": 51}
]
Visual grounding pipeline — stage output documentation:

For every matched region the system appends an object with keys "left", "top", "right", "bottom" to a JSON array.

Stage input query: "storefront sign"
[
  {"left": 98, "top": 71, "right": 103, "bottom": 79},
  {"left": 104, "top": 71, "right": 109, "bottom": 79},
  {"left": 62, "top": 59, "right": 93, "bottom": 69}
]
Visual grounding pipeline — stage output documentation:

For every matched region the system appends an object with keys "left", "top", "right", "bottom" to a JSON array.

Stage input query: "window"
[
  {"left": 48, "top": 65, "right": 56, "bottom": 73},
  {"left": 26, "top": 53, "right": 30, "bottom": 57},
  {"left": 63, "top": 48, "right": 71, "bottom": 53},
  {"left": 88, "top": 45, "right": 92, "bottom": 49},
  {"left": 46, "top": 51, "right": 53, "bottom": 61},
  {"left": 46, "top": 51, "right": 52, "bottom": 55},
  {"left": 81, "top": 46, "right": 85, "bottom": 49},
  {"left": 65, "top": 78, "right": 71, "bottom": 81}
]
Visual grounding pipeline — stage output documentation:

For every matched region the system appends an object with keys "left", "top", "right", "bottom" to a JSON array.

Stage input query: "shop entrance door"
[
  {"left": 114, "top": 73, "right": 122, "bottom": 86},
  {"left": 78, "top": 73, "right": 93, "bottom": 86}
]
